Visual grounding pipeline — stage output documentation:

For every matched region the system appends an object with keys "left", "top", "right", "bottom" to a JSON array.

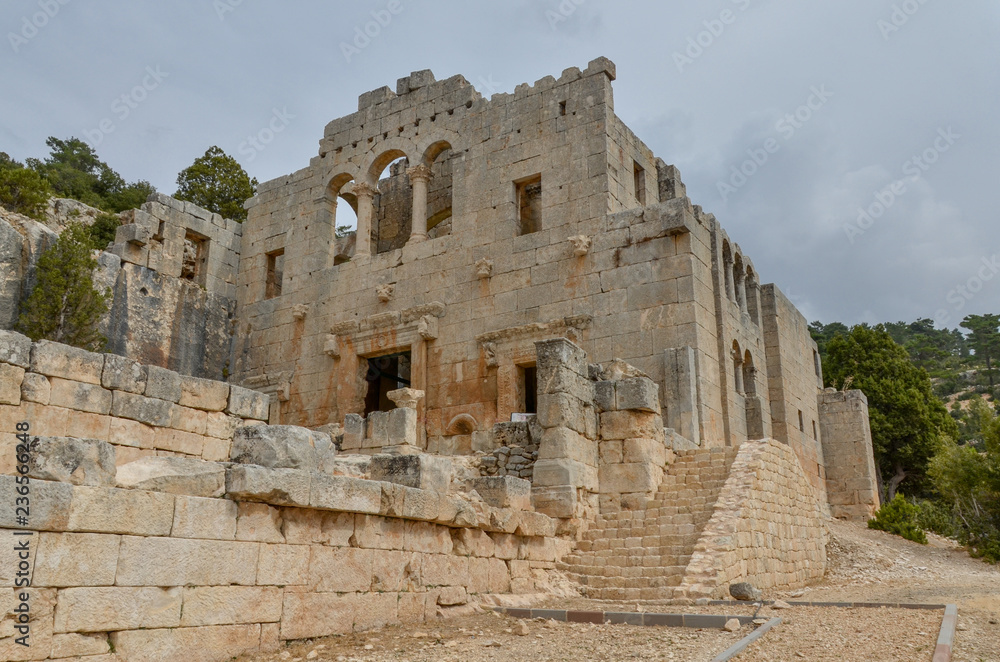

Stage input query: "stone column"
[
  {"left": 723, "top": 254, "right": 735, "bottom": 301},
  {"left": 351, "top": 182, "right": 377, "bottom": 257},
  {"left": 406, "top": 164, "right": 432, "bottom": 244},
  {"left": 735, "top": 268, "right": 747, "bottom": 313}
]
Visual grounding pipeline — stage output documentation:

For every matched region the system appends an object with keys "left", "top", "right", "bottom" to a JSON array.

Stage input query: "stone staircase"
[{"left": 558, "top": 447, "right": 739, "bottom": 602}]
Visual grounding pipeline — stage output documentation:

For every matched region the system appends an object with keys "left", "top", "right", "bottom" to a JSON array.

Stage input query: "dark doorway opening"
[
  {"left": 363, "top": 351, "right": 412, "bottom": 416},
  {"left": 518, "top": 364, "right": 537, "bottom": 414}
]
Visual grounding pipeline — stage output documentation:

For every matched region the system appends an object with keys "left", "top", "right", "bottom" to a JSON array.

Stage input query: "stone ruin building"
[{"left": 0, "top": 58, "right": 880, "bottom": 661}]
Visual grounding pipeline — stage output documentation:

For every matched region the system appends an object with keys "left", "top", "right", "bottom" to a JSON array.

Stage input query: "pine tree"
[{"left": 16, "top": 222, "right": 110, "bottom": 351}]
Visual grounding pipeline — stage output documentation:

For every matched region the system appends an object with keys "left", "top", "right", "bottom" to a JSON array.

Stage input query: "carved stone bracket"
[
  {"left": 292, "top": 304, "right": 309, "bottom": 320},
  {"left": 376, "top": 283, "right": 394, "bottom": 303},
  {"left": 568, "top": 234, "right": 592, "bottom": 257},
  {"left": 475, "top": 257, "right": 494, "bottom": 279}
]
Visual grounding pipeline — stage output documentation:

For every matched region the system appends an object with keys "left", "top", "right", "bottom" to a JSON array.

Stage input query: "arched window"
[
  {"left": 732, "top": 340, "right": 744, "bottom": 393},
  {"left": 742, "top": 350, "right": 756, "bottom": 396},
  {"left": 745, "top": 266, "right": 760, "bottom": 325},
  {"left": 421, "top": 140, "right": 454, "bottom": 240},
  {"left": 722, "top": 240, "right": 735, "bottom": 302},
  {"left": 733, "top": 253, "right": 747, "bottom": 313},
  {"left": 370, "top": 151, "right": 411, "bottom": 254},
  {"left": 328, "top": 174, "right": 358, "bottom": 264}
]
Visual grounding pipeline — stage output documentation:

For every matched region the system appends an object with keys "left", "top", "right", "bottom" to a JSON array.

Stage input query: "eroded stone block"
[
  {"left": 101, "top": 353, "right": 147, "bottom": 393},
  {"left": 227, "top": 385, "right": 270, "bottom": 420},
  {"left": 30, "top": 340, "right": 104, "bottom": 385},
  {"left": 116, "top": 456, "right": 226, "bottom": 497},
  {"left": 230, "top": 424, "right": 334, "bottom": 471},
  {"left": 28, "top": 436, "right": 116, "bottom": 486},
  {"left": 369, "top": 454, "right": 453, "bottom": 493},
  {"left": 471, "top": 475, "right": 531, "bottom": 510}
]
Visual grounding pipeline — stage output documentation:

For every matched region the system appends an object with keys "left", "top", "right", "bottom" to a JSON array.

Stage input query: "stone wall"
[
  {"left": 819, "top": 388, "right": 881, "bottom": 520},
  {"left": 479, "top": 420, "right": 540, "bottom": 481},
  {"left": 677, "top": 439, "right": 828, "bottom": 599},
  {"left": 0, "top": 459, "right": 566, "bottom": 661},
  {"left": 0, "top": 331, "right": 268, "bottom": 475}
]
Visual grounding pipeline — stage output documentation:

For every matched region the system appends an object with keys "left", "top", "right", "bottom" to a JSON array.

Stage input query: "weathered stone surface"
[
  {"left": 19, "top": 372, "right": 49, "bottom": 404},
  {"left": 227, "top": 385, "right": 270, "bottom": 420},
  {"left": 235, "top": 502, "right": 284, "bottom": 543},
  {"left": 230, "top": 424, "right": 333, "bottom": 470},
  {"left": 369, "top": 453, "right": 452, "bottom": 493},
  {"left": 47, "top": 377, "right": 113, "bottom": 414},
  {"left": 66, "top": 485, "right": 174, "bottom": 535},
  {"left": 179, "top": 376, "right": 230, "bottom": 411},
  {"left": 0, "top": 221, "right": 24, "bottom": 329},
  {"left": 27, "top": 436, "right": 115, "bottom": 486},
  {"left": 144, "top": 365, "right": 182, "bottom": 402},
  {"left": 256, "top": 543, "right": 310, "bottom": 586},
  {"left": 308, "top": 546, "right": 374, "bottom": 592},
  {"left": 0, "top": 586, "right": 55, "bottom": 659},
  {"left": 0, "top": 363, "right": 24, "bottom": 405},
  {"left": 116, "top": 536, "right": 259, "bottom": 586},
  {"left": 110, "top": 391, "right": 173, "bottom": 427},
  {"left": 615, "top": 376, "right": 660, "bottom": 413},
  {"left": 51, "top": 632, "right": 111, "bottom": 658},
  {"left": 54, "top": 586, "right": 182, "bottom": 632},
  {"left": 280, "top": 592, "right": 354, "bottom": 640},
  {"left": 171, "top": 495, "right": 238, "bottom": 540},
  {"left": 30, "top": 340, "right": 104, "bottom": 385},
  {"left": 225, "top": 464, "right": 311, "bottom": 506},
  {"left": 309, "top": 473, "right": 382, "bottom": 514},
  {"left": 32, "top": 532, "right": 120, "bottom": 587},
  {"left": 116, "top": 456, "right": 226, "bottom": 497},
  {"left": 180, "top": 586, "right": 283, "bottom": 626},
  {"left": 101, "top": 353, "right": 147, "bottom": 393},
  {"left": 0, "top": 475, "right": 72, "bottom": 530},
  {"left": 111, "top": 624, "right": 261, "bottom": 662},
  {"left": 0, "top": 330, "right": 31, "bottom": 368},
  {"left": 472, "top": 475, "right": 532, "bottom": 510}
]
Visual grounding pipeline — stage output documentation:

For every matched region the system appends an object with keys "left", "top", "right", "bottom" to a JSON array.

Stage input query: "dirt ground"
[{"left": 236, "top": 520, "right": 1000, "bottom": 662}]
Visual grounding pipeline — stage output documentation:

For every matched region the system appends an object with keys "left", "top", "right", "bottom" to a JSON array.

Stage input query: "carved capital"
[
  {"left": 351, "top": 182, "right": 378, "bottom": 199},
  {"left": 387, "top": 387, "right": 424, "bottom": 410},
  {"left": 405, "top": 164, "right": 433, "bottom": 183}
]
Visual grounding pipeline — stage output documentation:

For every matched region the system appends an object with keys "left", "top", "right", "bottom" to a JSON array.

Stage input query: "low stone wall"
[
  {"left": 0, "top": 331, "right": 268, "bottom": 474},
  {"left": 677, "top": 439, "right": 828, "bottom": 599},
  {"left": 0, "top": 465, "right": 566, "bottom": 661},
  {"left": 479, "top": 420, "right": 540, "bottom": 481}
]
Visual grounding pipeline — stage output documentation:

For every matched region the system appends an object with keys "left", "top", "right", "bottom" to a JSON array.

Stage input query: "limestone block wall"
[
  {"left": 760, "top": 284, "right": 827, "bottom": 502},
  {"left": 0, "top": 461, "right": 567, "bottom": 662},
  {"left": 0, "top": 331, "right": 269, "bottom": 474},
  {"left": 818, "top": 388, "right": 881, "bottom": 520},
  {"left": 676, "top": 439, "right": 828, "bottom": 599}
]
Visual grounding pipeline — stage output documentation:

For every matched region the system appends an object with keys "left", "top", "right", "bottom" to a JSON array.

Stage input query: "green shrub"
[
  {"left": 0, "top": 164, "right": 52, "bottom": 219},
  {"left": 86, "top": 212, "right": 120, "bottom": 250},
  {"left": 868, "top": 493, "right": 928, "bottom": 544},
  {"left": 16, "top": 222, "right": 110, "bottom": 351},
  {"left": 914, "top": 498, "right": 957, "bottom": 538}
]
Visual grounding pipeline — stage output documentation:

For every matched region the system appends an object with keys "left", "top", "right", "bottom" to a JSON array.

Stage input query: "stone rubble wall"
[
  {"left": 676, "top": 438, "right": 828, "bottom": 600},
  {"left": 0, "top": 330, "right": 269, "bottom": 475},
  {"left": 479, "top": 420, "right": 540, "bottom": 481}
]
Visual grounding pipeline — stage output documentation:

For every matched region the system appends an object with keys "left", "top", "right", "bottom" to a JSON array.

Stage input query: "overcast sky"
[{"left": 2, "top": 0, "right": 997, "bottom": 328}]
